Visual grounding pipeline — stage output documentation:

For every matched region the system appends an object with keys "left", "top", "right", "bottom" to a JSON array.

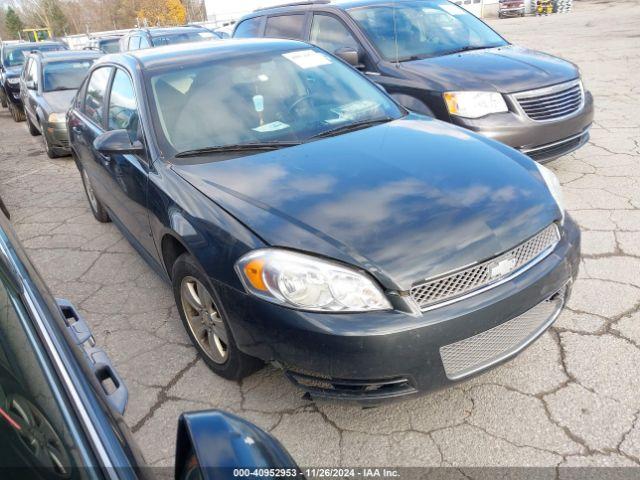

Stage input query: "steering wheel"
[{"left": 287, "top": 95, "right": 314, "bottom": 116}]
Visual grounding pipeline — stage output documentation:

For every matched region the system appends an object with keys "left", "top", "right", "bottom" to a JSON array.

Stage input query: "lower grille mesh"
[
  {"left": 440, "top": 290, "right": 565, "bottom": 380},
  {"left": 410, "top": 224, "right": 560, "bottom": 310}
]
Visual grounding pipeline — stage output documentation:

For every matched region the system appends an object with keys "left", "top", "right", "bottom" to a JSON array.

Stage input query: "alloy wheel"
[
  {"left": 6, "top": 394, "right": 70, "bottom": 476},
  {"left": 180, "top": 276, "right": 229, "bottom": 364}
]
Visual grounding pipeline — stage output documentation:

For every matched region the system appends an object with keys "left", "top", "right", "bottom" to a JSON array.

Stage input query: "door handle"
[{"left": 97, "top": 153, "right": 111, "bottom": 166}]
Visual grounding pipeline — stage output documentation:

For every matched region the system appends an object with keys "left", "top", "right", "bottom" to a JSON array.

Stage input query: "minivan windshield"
[
  {"left": 43, "top": 60, "right": 95, "bottom": 92},
  {"left": 148, "top": 47, "right": 404, "bottom": 155},
  {"left": 349, "top": 1, "right": 508, "bottom": 61}
]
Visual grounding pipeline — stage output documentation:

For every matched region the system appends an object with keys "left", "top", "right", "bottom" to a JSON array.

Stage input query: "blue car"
[
  {"left": 67, "top": 39, "right": 580, "bottom": 403},
  {"left": 0, "top": 201, "right": 298, "bottom": 478}
]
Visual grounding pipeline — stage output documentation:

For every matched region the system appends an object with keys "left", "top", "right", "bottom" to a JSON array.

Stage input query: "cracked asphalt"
[{"left": 1, "top": 0, "right": 639, "bottom": 470}]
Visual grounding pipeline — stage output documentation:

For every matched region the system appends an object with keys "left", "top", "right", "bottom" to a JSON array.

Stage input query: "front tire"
[
  {"left": 41, "top": 128, "right": 62, "bottom": 158},
  {"left": 80, "top": 167, "right": 110, "bottom": 223},
  {"left": 172, "top": 253, "right": 263, "bottom": 380},
  {"left": 27, "top": 115, "right": 40, "bottom": 136}
]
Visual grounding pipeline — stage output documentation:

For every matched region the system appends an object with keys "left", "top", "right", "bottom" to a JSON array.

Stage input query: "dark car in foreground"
[
  {"left": 0, "top": 41, "right": 68, "bottom": 122},
  {"left": 0, "top": 198, "right": 298, "bottom": 478},
  {"left": 120, "top": 25, "right": 218, "bottom": 51},
  {"left": 20, "top": 50, "right": 102, "bottom": 157},
  {"left": 68, "top": 39, "right": 580, "bottom": 403},
  {"left": 234, "top": 0, "right": 593, "bottom": 163}
]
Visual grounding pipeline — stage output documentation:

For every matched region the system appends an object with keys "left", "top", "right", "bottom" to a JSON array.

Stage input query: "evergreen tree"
[{"left": 5, "top": 7, "right": 24, "bottom": 39}]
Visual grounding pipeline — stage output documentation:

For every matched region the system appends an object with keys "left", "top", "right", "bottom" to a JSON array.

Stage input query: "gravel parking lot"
[{"left": 1, "top": 0, "right": 639, "bottom": 470}]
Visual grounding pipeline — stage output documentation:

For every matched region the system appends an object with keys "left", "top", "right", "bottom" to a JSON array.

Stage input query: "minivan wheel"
[
  {"left": 172, "top": 253, "right": 263, "bottom": 380},
  {"left": 80, "top": 167, "right": 110, "bottom": 223},
  {"left": 0, "top": 91, "right": 7, "bottom": 108}
]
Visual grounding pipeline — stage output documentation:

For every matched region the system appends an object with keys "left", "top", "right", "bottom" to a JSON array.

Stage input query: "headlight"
[
  {"left": 535, "top": 163, "right": 565, "bottom": 222},
  {"left": 48, "top": 112, "right": 65, "bottom": 123},
  {"left": 235, "top": 249, "right": 392, "bottom": 312},
  {"left": 443, "top": 91, "right": 508, "bottom": 119},
  {"left": 6, "top": 77, "right": 19, "bottom": 85}
]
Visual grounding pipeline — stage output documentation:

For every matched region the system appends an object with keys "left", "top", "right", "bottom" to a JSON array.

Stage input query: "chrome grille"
[
  {"left": 515, "top": 80, "right": 583, "bottom": 121},
  {"left": 410, "top": 224, "right": 560, "bottom": 310},
  {"left": 440, "top": 289, "right": 565, "bottom": 380}
]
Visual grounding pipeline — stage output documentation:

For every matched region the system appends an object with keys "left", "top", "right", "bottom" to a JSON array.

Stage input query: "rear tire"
[
  {"left": 172, "top": 253, "right": 263, "bottom": 381},
  {"left": 80, "top": 166, "right": 110, "bottom": 223},
  {"left": 9, "top": 103, "right": 25, "bottom": 122}
]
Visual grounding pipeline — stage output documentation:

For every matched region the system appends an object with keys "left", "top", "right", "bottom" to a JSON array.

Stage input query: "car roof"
[
  {"left": 3, "top": 41, "right": 65, "bottom": 50},
  {"left": 129, "top": 25, "right": 210, "bottom": 37},
  {"left": 102, "top": 38, "right": 308, "bottom": 70},
  {"left": 37, "top": 50, "right": 102, "bottom": 63},
  {"left": 247, "top": 0, "right": 419, "bottom": 14}
]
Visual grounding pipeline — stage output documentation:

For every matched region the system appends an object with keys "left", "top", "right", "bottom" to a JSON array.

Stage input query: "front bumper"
[
  {"left": 450, "top": 90, "right": 594, "bottom": 163},
  {"left": 3, "top": 82, "right": 22, "bottom": 106},
  {"left": 218, "top": 216, "right": 581, "bottom": 403},
  {"left": 44, "top": 122, "right": 71, "bottom": 151}
]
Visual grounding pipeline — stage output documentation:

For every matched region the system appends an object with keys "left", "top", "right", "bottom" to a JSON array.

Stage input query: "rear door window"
[
  {"left": 234, "top": 17, "right": 264, "bottom": 38},
  {"left": 264, "top": 14, "right": 306, "bottom": 40},
  {"left": 83, "top": 67, "right": 112, "bottom": 127}
]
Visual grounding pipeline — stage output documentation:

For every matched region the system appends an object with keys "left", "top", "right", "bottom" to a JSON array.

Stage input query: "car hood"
[
  {"left": 401, "top": 45, "right": 579, "bottom": 93},
  {"left": 41, "top": 90, "right": 77, "bottom": 114},
  {"left": 171, "top": 116, "right": 560, "bottom": 290},
  {"left": 4, "top": 66, "right": 22, "bottom": 78}
]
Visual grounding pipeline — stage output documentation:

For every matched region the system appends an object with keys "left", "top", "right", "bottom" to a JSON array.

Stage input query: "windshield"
[
  {"left": 152, "top": 30, "right": 217, "bottom": 47},
  {"left": 349, "top": 1, "right": 507, "bottom": 61},
  {"left": 99, "top": 39, "right": 120, "bottom": 54},
  {"left": 3, "top": 44, "right": 65, "bottom": 68},
  {"left": 43, "top": 60, "right": 95, "bottom": 92},
  {"left": 148, "top": 47, "right": 403, "bottom": 154}
]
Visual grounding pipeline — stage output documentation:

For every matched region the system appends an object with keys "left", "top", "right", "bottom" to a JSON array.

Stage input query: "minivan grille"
[
  {"left": 515, "top": 80, "right": 583, "bottom": 121},
  {"left": 410, "top": 224, "right": 560, "bottom": 310}
]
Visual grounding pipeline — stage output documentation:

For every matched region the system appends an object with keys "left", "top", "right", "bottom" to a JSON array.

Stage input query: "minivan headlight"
[
  {"left": 443, "top": 91, "right": 508, "bottom": 119},
  {"left": 535, "top": 163, "right": 565, "bottom": 222},
  {"left": 235, "top": 249, "right": 392, "bottom": 312}
]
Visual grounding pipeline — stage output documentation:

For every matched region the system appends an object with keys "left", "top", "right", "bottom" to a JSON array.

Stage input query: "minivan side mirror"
[
  {"left": 175, "top": 410, "right": 298, "bottom": 480},
  {"left": 334, "top": 47, "right": 363, "bottom": 69},
  {"left": 94, "top": 129, "right": 144, "bottom": 155},
  {"left": 26, "top": 80, "right": 36, "bottom": 90}
]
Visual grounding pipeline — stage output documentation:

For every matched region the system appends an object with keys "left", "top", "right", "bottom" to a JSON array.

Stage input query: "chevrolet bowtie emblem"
[{"left": 488, "top": 256, "right": 517, "bottom": 280}]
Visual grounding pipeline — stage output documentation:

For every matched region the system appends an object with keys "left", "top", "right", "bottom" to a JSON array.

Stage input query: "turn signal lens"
[{"left": 243, "top": 259, "right": 267, "bottom": 291}]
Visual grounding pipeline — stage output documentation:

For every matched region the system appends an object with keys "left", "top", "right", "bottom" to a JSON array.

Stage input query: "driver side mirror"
[
  {"left": 334, "top": 47, "right": 364, "bottom": 69},
  {"left": 175, "top": 410, "right": 298, "bottom": 480},
  {"left": 26, "top": 80, "right": 36, "bottom": 90},
  {"left": 94, "top": 129, "right": 144, "bottom": 155}
]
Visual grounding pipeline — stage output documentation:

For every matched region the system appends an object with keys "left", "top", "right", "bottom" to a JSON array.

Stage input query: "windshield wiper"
[
  {"left": 442, "top": 45, "right": 495, "bottom": 56},
  {"left": 175, "top": 141, "right": 301, "bottom": 158},
  {"left": 308, "top": 117, "right": 395, "bottom": 140}
]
